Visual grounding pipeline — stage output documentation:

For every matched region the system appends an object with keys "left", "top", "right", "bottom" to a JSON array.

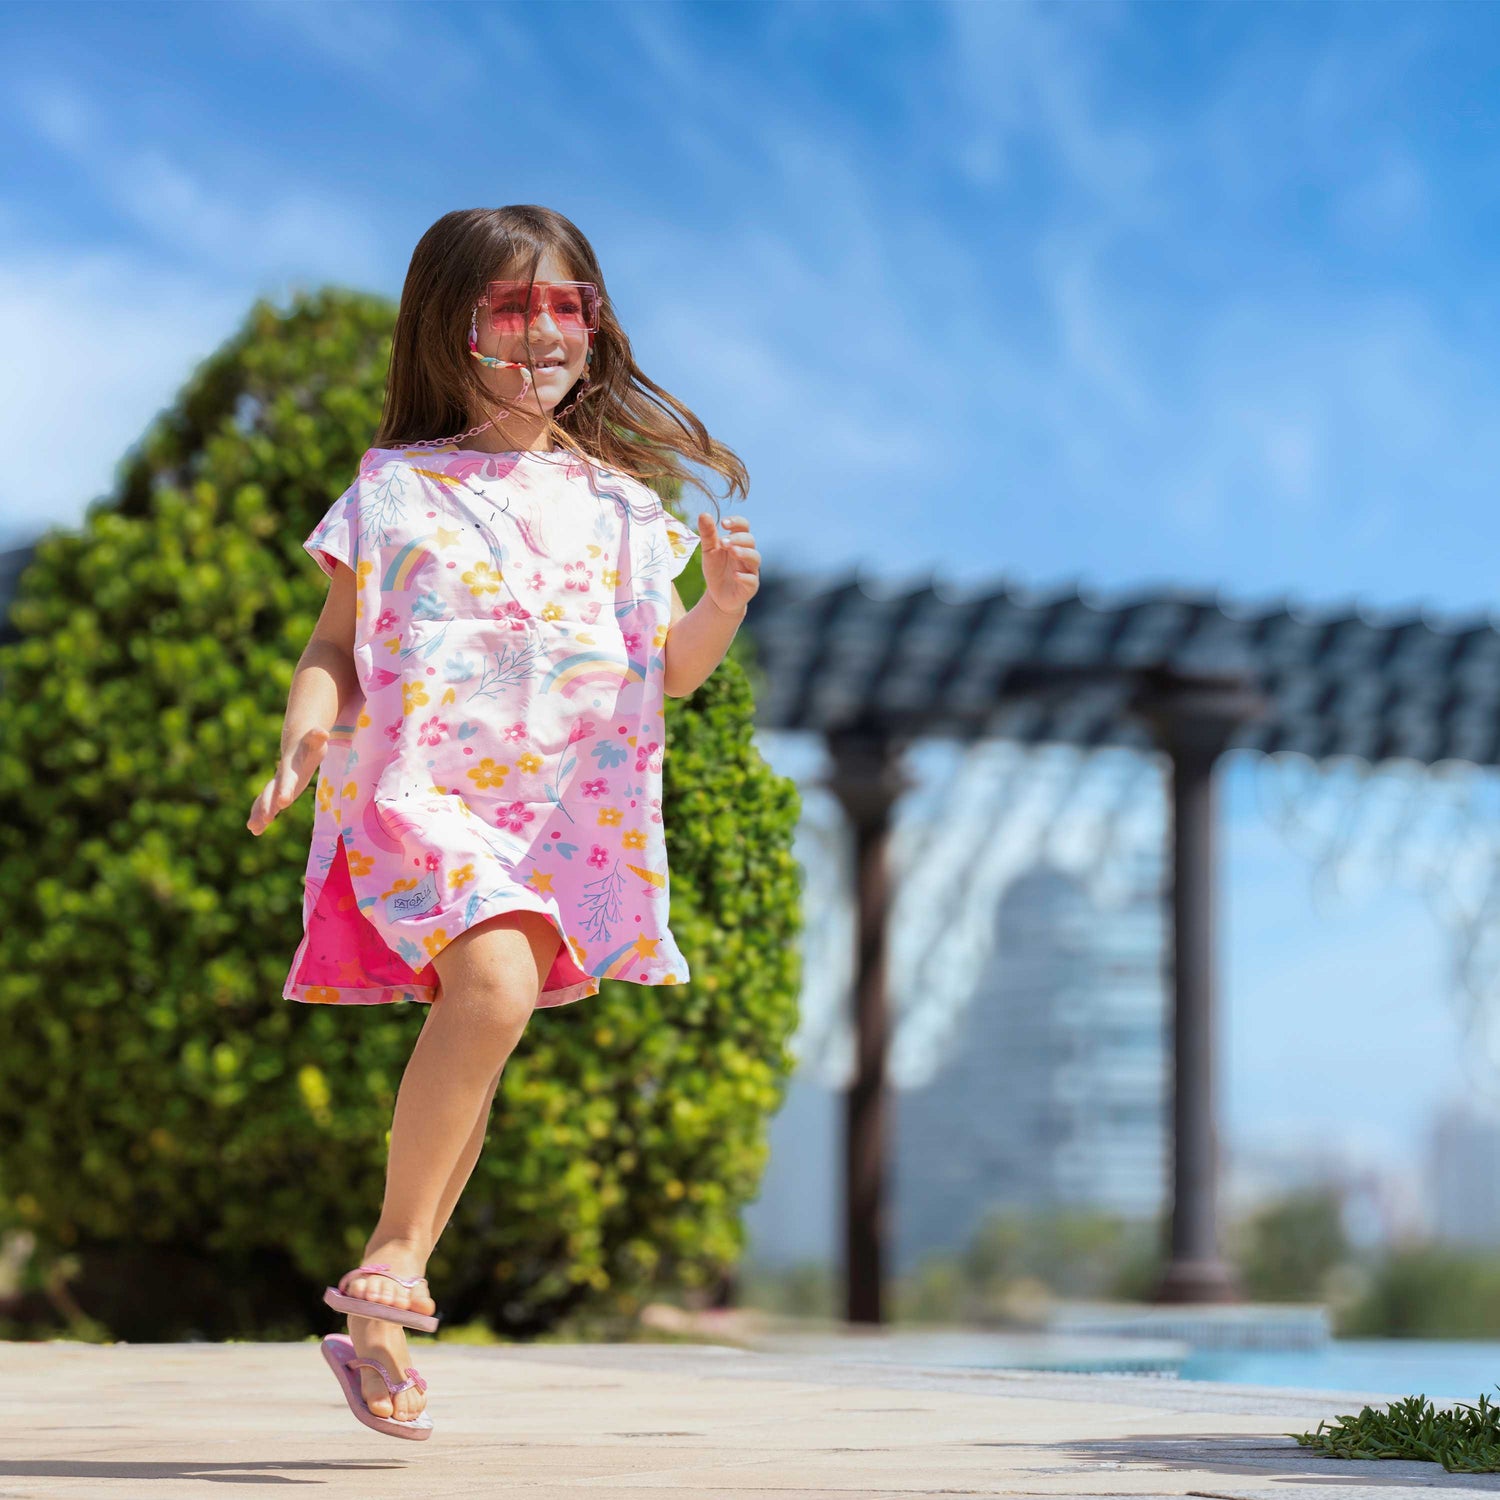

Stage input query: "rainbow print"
[
  {"left": 382, "top": 539, "right": 438, "bottom": 592},
  {"left": 592, "top": 939, "right": 659, "bottom": 981},
  {"left": 539, "top": 649, "right": 644, "bottom": 697}
]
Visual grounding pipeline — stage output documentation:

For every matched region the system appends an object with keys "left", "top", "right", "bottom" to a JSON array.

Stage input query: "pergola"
[
  {"left": 737, "top": 567, "right": 1500, "bottom": 1323},
  {"left": 7, "top": 540, "right": 1498, "bottom": 1324}
]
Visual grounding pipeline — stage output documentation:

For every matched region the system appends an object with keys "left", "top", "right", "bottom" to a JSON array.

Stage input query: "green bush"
[
  {"left": 0, "top": 286, "right": 802, "bottom": 1341},
  {"left": 1335, "top": 1243, "right": 1500, "bottom": 1339},
  {"left": 1225, "top": 1185, "right": 1350, "bottom": 1303},
  {"left": 885, "top": 1206, "right": 1163, "bottom": 1324}
]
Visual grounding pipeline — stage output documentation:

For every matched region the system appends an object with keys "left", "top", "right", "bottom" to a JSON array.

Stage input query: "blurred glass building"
[{"left": 891, "top": 854, "right": 1169, "bottom": 1275}]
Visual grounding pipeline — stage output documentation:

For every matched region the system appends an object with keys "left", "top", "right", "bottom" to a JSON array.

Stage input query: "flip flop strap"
[
  {"left": 340, "top": 1261, "right": 430, "bottom": 1292},
  {"left": 347, "top": 1353, "right": 428, "bottom": 1396}
]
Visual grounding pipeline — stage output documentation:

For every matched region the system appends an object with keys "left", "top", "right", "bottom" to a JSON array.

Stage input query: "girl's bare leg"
[
  {"left": 426, "top": 1062, "right": 506, "bottom": 1247},
  {"left": 342, "top": 910, "right": 562, "bottom": 1421}
]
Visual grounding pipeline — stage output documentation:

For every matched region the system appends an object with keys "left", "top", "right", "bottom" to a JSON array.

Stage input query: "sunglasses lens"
[{"left": 487, "top": 282, "right": 598, "bottom": 335}]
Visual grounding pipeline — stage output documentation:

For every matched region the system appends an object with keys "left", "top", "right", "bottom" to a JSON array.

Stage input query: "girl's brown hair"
[{"left": 373, "top": 206, "right": 748, "bottom": 510}]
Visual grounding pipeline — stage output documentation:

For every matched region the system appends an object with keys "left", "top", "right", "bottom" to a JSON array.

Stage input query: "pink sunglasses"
[{"left": 478, "top": 279, "right": 600, "bottom": 335}]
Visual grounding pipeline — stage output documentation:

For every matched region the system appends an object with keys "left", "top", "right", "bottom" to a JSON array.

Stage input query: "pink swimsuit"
[{"left": 282, "top": 443, "right": 700, "bottom": 1008}]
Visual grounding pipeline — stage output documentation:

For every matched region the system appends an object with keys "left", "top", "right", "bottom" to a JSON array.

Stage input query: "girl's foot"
[
  {"left": 347, "top": 1312, "right": 428, "bottom": 1423},
  {"left": 341, "top": 1240, "right": 438, "bottom": 1321}
]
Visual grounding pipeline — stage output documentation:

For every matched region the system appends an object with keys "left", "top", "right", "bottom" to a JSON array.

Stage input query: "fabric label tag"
[{"left": 384, "top": 872, "right": 441, "bottom": 923}]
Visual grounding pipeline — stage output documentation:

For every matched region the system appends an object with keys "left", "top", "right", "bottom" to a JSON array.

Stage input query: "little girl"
[{"left": 246, "top": 206, "right": 759, "bottom": 1440}]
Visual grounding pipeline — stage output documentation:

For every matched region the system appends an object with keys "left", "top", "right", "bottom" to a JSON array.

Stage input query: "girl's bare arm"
[
  {"left": 662, "top": 582, "right": 746, "bottom": 699},
  {"left": 247, "top": 562, "right": 363, "bottom": 835}
]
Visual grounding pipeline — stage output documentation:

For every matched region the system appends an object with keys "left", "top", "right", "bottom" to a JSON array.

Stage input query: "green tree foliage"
[
  {"left": 0, "top": 287, "right": 802, "bottom": 1341},
  {"left": 1228, "top": 1186, "right": 1350, "bottom": 1303},
  {"left": 1337, "top": 1244, "right": 1500, "bottom": 1338},
  {"left": 887, "top": 1206, "right": 1163, "bottom": 1324}
]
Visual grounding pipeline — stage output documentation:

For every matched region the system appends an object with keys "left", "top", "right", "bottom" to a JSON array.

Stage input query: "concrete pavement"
[{"left": 3, "top": 1337, "right": 1494, "bottom": 1500}]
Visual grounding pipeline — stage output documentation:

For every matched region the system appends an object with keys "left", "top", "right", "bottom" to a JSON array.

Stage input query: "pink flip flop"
[
  {"left": 323, "top": 1261, "right": 440, "bottom": 1332},
  {"left": 321, "top": 1333, "right": 433, "bottom": 1440}
]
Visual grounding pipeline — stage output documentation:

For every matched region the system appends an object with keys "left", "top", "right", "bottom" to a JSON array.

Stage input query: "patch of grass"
[{"left": 1290, "top": 1390, "right": 1500, "bottom": 1473}]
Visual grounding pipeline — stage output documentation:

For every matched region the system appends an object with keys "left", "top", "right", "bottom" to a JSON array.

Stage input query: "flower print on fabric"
[{"left": 284, "top": 444, "right": 701, "bottom": 1009}]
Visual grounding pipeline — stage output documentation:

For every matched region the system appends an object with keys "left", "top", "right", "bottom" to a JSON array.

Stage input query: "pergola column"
[
  {"left": 826, "top": 727, "right": 914, "bottom": 1325},
  {"left": 1131, "top": 670, "right": 1267, "bottom": 1304}
]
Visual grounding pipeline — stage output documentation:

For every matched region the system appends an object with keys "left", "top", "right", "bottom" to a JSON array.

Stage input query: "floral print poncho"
[{"left": 282, "top": 443, "right": 701, "bottom": 1009}]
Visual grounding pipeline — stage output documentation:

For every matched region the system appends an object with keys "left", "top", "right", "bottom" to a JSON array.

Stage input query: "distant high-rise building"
[
  {"left": 893, "top": 853, "right": 1169, "bottom": 1274},
  {"left": 1429, "top": 1101, "right": 1500, "bottom": 1247}
]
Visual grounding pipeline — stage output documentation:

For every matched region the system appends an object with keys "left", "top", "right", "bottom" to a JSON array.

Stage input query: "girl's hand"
[
  {"left": 246, "top": 728, "right": 331, "bottom": 836},
  {"left": 697, "top": 513, "right": 759, "bottom": 617}
]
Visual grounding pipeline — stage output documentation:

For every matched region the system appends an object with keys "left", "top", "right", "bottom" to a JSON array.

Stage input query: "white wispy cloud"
[
  {"left": 233, "top": 0, "right": 508, "bottom": 92},
  {"left": 13, "top": 78, "right": 382, "bottom": 284},
  {"left": 2, "top": 0, "right": 1490, "bottom": 619},
  {"left": 0, "top": 250, "right": 243, "bottom": 543}
]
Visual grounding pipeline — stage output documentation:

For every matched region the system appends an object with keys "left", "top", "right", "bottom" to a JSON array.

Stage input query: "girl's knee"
[
  {"left": 427, "top": 980, "right": 535, "bottom": 1079},
  {"left": 430, "top": 910, "right": 559, "bottom": 1028}
]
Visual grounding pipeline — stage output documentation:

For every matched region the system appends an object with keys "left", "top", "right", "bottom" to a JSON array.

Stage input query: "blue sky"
[{"left": 4, "top": 0, "right": 1497, "bottom": 1205}]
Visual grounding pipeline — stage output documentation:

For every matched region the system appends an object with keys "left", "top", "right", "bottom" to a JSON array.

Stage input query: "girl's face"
[{"left": 471, "top": 249, "right": 592, "bottom": 418}]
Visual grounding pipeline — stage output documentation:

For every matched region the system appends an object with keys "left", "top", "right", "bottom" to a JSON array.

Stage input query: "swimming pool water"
[{"left": 1178, "top": 1339, "right": 1500, "bottom": 1405}]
